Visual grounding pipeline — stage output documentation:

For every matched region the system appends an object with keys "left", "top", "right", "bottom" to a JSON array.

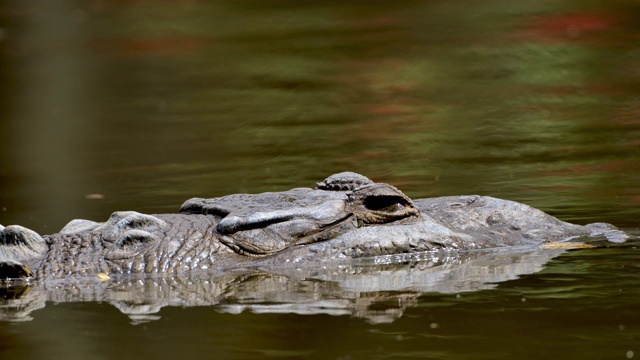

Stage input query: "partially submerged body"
[{"left": 0, "top": 172, "right": 625, "bottom": 281}]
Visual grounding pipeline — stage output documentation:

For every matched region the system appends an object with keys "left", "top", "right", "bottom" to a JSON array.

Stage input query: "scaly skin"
[{"left": 0, "top": 172, "right": 624, "bottom": 281}]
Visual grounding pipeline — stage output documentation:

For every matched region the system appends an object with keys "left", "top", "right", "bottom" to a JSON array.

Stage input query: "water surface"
[{"left": 1, "top": 1, "right": 639, "bottom": 359}]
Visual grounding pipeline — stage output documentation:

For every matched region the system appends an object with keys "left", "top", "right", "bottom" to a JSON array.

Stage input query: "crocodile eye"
[{"left": 364, "top": 196, "right": 407, "bottom": 212}]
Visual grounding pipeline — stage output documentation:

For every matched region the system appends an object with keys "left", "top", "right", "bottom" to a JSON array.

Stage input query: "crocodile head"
[
  {"left": 180, "top": 174, "right": 420, "bottom": 257},
  {"left": 0, "top": 173, "right": 421, "bottom": 279}
]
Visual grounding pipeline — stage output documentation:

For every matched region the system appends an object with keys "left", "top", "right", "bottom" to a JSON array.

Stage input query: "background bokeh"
[
  {"left": 1, "top": 1, "right": 639, "bottom": 359},
  {"left": 2, "top": 0, "right": 639, "bottom": 233}
]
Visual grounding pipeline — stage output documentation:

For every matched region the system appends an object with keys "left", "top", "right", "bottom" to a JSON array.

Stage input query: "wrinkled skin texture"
[{"left": 0, "top": 172, "right": 624, "bottom": 281}]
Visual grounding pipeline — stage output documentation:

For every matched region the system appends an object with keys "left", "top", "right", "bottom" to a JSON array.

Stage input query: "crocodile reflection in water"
[
  {"left": 0, "top": 172, "right": 626, "bottom": 282},
  {"left": 1, "top": 247, "right": 575, "bottom": 323}
]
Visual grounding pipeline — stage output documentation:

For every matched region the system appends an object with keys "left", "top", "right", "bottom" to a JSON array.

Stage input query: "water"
[{"left": 1, "top": 1, "right": 639, "bottom": 359}]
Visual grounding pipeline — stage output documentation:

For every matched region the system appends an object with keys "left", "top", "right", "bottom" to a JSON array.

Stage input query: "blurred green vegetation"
[
  {"left": 1, "top": 2, "right": 640, "bottom": 360},
  {"left": 0, "top": 0, "right": 639, "bottom": 232}
]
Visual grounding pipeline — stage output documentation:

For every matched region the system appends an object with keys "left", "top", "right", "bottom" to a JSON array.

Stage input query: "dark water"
[{"left": 1, "top": 1, "right": 639, "bottom": 359}]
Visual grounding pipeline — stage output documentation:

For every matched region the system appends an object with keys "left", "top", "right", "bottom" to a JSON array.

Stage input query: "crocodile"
[{"left": 0, "top": 172, "right": 625, "bottom": 281}]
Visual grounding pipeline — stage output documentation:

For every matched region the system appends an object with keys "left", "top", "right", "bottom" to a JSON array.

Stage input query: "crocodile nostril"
[
  {"left": 217, "top": 213, "right": 295, "bottom": 235},
  {"left": 217, "top": 216, "right": 244, "bottom": 235}
]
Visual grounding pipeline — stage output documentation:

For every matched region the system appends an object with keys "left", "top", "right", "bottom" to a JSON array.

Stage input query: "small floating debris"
[
  {"left": 97, "top": 273, "right": 110, "bottom": 281},
  {"left": 540, "top": 242, "right": 596, "bottom": 250},
  {"left": 85, "top": 194, "right": 105, "bottom": 200}
]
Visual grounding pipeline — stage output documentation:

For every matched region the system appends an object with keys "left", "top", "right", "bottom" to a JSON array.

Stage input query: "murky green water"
[{"left": 1, "top": 1, "right": 639, "bottom": 359}]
